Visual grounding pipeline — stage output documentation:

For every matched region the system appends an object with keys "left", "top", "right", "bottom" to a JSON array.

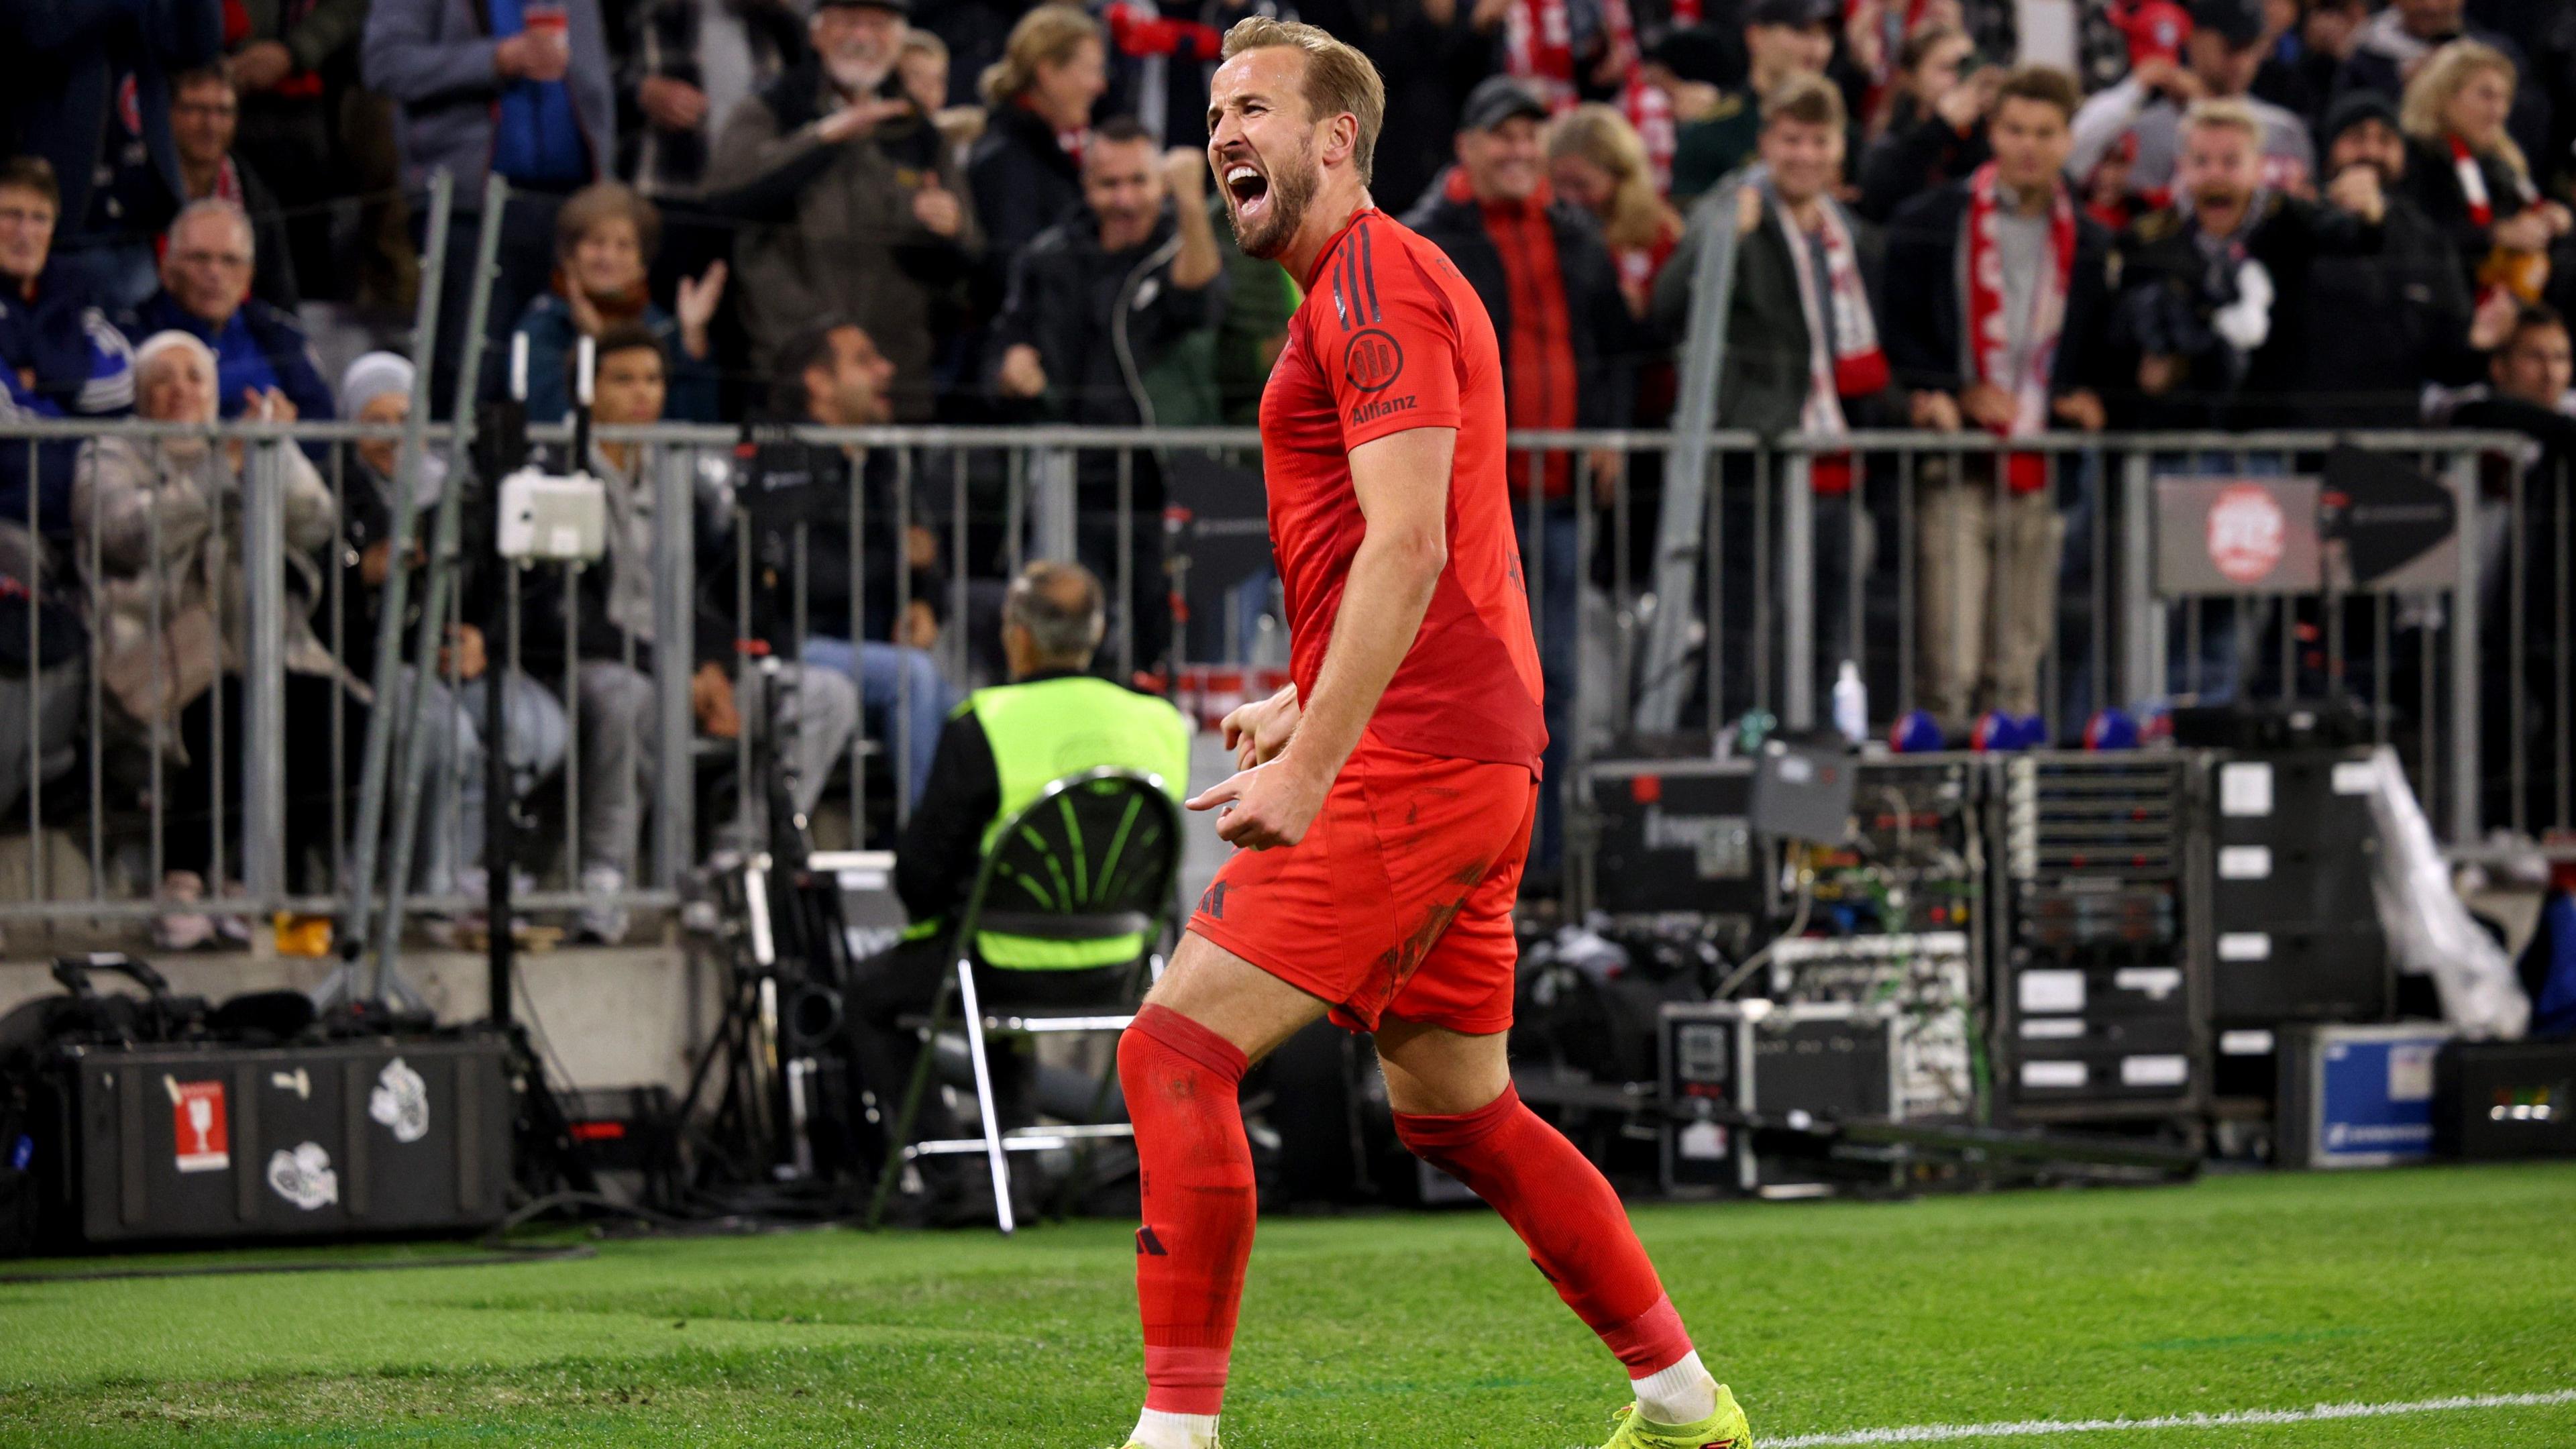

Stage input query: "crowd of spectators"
[{"left": 4, "top": 0, "right": 2576, "bottom": 916}]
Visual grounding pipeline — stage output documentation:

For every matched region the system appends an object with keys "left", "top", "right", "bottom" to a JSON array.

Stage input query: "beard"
[
  {"left": 826, "top": 53, "right": 892, "bottom": 97},
  {"left": 1226, "top": 141, "right": 1318, "bottom": 261}
]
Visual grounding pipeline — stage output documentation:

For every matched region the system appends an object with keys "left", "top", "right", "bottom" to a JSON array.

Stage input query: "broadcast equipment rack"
[{"left": 1992, "top": 753, "right": 2207, "bottom": 1129}]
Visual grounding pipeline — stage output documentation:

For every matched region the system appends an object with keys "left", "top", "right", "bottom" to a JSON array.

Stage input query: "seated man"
[
  {"left": 123, "top": 198, "right": 334, "bottom": 454},
  {"left": 749, "top": 320, "right": 957, "bottom": 808},
  {"left": 518, "top": 322, "right": 860, "bottom": 942},
  {"left": 845, "top": 561, "right": 1189, "bottom": 1140}
]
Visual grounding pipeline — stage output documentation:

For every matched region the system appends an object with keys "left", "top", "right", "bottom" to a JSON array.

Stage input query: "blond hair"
[
  {"left": 1761, "top": 70, "right": 1846, "bottom": 131},
  {"left": 1548, "top": 104, "right": 1678, "bottom": 252},
  {"left": 2180, "top": 96, "right": 2263, "bottom": 144},
  {"left": 979, "top": 4, "right": 1101, "bottom": 107},
  {"left": 1218, "top": 16, "right": 1387, "bottom": 187},
  {"left": 2401, "top": 39, "right": 2527, "bottom": 178}
]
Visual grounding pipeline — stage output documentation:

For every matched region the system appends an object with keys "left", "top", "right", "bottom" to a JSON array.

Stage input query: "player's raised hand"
[{"left": 1186, "top": 759, "right": 1328, "bottom": 850}]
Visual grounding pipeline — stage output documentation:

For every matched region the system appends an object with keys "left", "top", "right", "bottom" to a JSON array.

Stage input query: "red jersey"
[{"left": 1258, "top": 207, "right": 1548, "bottom": 775}]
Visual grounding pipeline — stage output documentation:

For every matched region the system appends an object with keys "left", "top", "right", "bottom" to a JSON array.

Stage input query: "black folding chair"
[{"left": 863, "top": 766, "right": 1184, "bottom": 1233}]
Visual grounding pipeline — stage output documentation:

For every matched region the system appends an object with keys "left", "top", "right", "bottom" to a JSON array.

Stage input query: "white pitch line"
[{"left": 1763, "top": 1389, "right": 2576, "bottom": 1446}]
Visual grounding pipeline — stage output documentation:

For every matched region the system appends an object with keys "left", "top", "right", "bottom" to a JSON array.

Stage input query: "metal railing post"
[
  {"left": 896, "top": 447, "right": 916, "bottom": 822},
  {"left": 1779, "top": 451, "right": 1815, "bottom": 730},
  {"left": 2447, "top": 448, "right": 2482, "bottom": 844},
  {"left": 239, "top": 435, "right": 288, "bottom": 912},
  {"left": 1568, "top": 449, "right": 1600, "bottom": 914},
  {"left": 652, "top": 439, "right": 697, "bottom": 885},
  {"left": 2118, "top": 449, "right": 2159, "bottom": 709},
  {"left": 1032, "top": 447, "right": 1076, "bottom": 562}
]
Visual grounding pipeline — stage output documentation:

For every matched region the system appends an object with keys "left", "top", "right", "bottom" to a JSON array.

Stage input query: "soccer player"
[{"left": 1108, "top": 17, "right": 1755, "bottom": 1449}]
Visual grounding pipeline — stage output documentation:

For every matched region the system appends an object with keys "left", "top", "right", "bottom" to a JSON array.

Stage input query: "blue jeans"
[
  {"left": 451, "top": 670, "right": 572, "bottom": 882},
  {"left": 798, "top": 637, "right": 956, "bottom": 807}
]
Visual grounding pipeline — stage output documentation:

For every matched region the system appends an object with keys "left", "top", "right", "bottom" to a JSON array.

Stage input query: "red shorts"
[{"left": 1187, "top": 741, "right": 1538, "bottom": 1035}]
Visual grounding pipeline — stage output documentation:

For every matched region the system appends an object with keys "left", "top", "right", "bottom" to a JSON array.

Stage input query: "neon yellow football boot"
[{"left": 1597, "top": 1382, "right": 1754, "bottom": 1448}]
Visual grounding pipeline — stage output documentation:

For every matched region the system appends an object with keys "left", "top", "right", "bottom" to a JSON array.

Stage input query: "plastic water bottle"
[{"left": 1832, "top": 659, "right": 1867, "bottom": 744}]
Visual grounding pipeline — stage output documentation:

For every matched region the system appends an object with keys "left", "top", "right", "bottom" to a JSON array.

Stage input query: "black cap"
[
  {"left": 1460, "top": 76, "right": 1550, "bottom": 133},
  {"left": 812, "top": 0, "right": 908, "bottom": 13},
  {"left": 2186, "top": 0, "right": 2263, "bottom": 48},
  {"left": 2318, "top": 89, "right": 2399, "bottom": 149},
  {"left": 1747, "top": 0, "right": 1837, "bottom": 29}
]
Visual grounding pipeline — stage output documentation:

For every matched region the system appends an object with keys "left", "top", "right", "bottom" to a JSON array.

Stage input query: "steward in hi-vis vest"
[{"left": 888, "top": 563, "right": 1190, "bottom": 970}]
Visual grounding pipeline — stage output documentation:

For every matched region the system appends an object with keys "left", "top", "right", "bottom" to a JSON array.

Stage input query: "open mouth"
[{"left": 1224, "top": 161, "right": 1271, "bottom": 217}]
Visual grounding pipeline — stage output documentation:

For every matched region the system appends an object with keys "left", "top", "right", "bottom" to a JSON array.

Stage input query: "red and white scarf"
[
  {"left": 2449, "top": 133, "right": 2537, "bottom": 227},
  {"left": 1620, "top": 76, "right": 1676, "bottom": 195},
  {"left": 207, "top": 156, "right": 244, "bottom": 208},
  {"left": 1773, "top": 189, "right": 1888, "bottom": 435},
  {"left": 2450, "top": 134, "right": 2495, "bottom": 225},
  {"left": 1587, "top": 0, "right": 1674, "bottom": 193},
  {"left": 1503, "top": 0, "right": 1578, "bottom": 110},
  {"left": 1963, "top": 162, "right": 2076, "bottom": 493},
  {"left": 1772, "top": 185, "right": 1885, "bottom": 494}
]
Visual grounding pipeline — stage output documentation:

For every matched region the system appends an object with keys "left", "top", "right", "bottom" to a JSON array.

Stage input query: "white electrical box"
[{"left": 496, "top": 467, "right": 608, "bottom": 563}]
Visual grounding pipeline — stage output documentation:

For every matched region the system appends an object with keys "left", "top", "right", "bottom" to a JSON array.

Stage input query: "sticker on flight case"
[
  {"left": 267, "top": 1142, "right": 339, "bottom": 1210},
  {"left": 369, "top": 1057, "right": 431, "bottom": 1144},
  {"left": 164, "top": 1077, "right": 229, "bottom": 1173}
]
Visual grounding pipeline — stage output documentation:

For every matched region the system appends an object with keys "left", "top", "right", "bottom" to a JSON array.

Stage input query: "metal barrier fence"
[{"left": 0, "top": 416, "right": 2534, "bottom": 942}]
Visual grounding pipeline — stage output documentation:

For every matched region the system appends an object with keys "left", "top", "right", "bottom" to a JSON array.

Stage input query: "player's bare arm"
[{"left": 1185, "top": 425, "right": 1456, "bottom": 848}]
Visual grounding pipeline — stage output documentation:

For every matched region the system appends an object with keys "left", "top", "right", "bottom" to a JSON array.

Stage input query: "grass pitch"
[{"left": 1, "top": 1163, "right": 2571, "bottom": 1447}]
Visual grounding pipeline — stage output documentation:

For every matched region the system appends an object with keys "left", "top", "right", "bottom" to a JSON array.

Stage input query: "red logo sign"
[
  {"left": 2206, "top": 484, "right": 2287, "bottom": 584},
  {"left": 1342, "top": 328, "right": 1404, "bottom": 392},
  {"left": 168, "top": 1078, "right": 229, "bottom": 1173}
]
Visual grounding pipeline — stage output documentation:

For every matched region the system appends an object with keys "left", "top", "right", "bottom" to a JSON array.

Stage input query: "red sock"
[
  {"left": 1119, "top": 1004, "right": 1256, "bottom": 1416},
  {"left": 1394, "top": 1083, "right": 1695, "bottom": 1375}
]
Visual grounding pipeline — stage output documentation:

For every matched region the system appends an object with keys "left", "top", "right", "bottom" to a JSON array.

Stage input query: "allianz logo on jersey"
[{"left": 1350, "top": 394, "right": 1417, "bottom": 427}]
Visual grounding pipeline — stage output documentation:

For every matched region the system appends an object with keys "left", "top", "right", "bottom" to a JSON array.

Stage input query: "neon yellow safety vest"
[{"left": 934, "top": 674, "right": 1191, "bottom": 969}]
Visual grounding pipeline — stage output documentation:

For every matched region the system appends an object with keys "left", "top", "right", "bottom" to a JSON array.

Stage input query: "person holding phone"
[{"left": 1856, "top": 25, "right": 1998, "bottom": 221}]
